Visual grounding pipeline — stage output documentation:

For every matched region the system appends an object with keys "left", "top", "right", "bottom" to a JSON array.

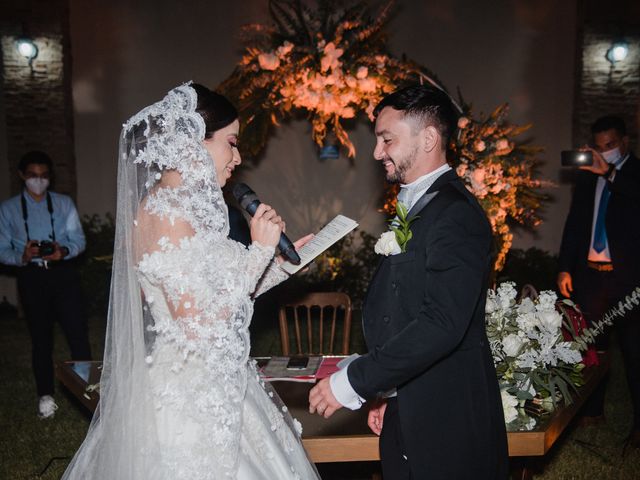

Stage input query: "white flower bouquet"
[
  {"left": 487, "top": 282, "right": 640, "bottom": 426},
  {"left": 486, "top": 282, "right": 584, "bottom": 415}
]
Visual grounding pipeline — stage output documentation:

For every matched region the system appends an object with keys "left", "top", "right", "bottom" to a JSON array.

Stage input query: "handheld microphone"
[{"left": 231, "top": 183, "right": 301, "bottom": 265}]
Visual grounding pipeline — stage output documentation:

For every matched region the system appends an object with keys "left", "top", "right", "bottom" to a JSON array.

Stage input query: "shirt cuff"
[{"left": 329, "top": 365, "right": 366, "bottom": 410}]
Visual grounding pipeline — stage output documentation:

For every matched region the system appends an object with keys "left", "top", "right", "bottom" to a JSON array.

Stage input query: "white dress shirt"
[{"left": 330, "top": 163, "right": 452, "bottom": 410}]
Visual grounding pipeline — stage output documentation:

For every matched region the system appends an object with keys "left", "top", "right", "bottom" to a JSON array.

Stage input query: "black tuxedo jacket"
[
  {"left": 558, "top": 153, "right": 640, "bottom": 289},
  {"left": 348, "top": 170, "right": 508, "bottom": 479}
]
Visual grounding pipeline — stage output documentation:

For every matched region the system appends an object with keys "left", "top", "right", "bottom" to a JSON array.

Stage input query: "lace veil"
[{"left": 62, "top": 84, "right": 233, "bottom": 478}]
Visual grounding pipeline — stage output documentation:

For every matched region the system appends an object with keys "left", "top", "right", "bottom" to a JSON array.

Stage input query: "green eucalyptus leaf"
[
  {"left": 397, "top": 202, "right": 408, "bottom": 219},
  {"left": 391, "top": 228, "right": 406, "bottom": 244},
  {"left": 516, "top": 390, "right": 534, "bottom": 401}
]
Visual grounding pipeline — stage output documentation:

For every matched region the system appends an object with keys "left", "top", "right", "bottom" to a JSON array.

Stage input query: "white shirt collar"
[
  {"left": 398, "top": 164, "right": 451, "bottom": 210},
  {"left": 400, "top": 163, "right": 451, "bottom": 190}
]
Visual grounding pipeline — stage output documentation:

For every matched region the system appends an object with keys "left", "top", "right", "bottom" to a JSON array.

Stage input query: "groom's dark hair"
[{"left": 374, "top": 84, "right": 458, "bottom": 150}]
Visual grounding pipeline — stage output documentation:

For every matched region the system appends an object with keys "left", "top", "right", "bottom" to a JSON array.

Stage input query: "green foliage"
[
  {"left": 77, "top": 214, "right": 115, "bottom": 317},
  {"left": 389, "top": 201, "right": 418, "bottom": 252}
]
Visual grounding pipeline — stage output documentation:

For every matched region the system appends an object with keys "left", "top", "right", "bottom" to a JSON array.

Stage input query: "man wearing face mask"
[
  {"left": 0, "top": 151, "right": 91, "bottom": 419},
  {"left": 558, "top": 116, "right": 640, "bottom": 447}
]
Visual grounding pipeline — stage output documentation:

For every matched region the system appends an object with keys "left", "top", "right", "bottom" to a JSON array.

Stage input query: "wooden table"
[{"left": 56, "top": 354, "right": 609, "bottom": 467}]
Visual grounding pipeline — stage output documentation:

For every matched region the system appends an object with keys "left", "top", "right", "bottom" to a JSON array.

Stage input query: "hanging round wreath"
[{"left": 218, "top": 0, "right": 548, "bottom": 271}]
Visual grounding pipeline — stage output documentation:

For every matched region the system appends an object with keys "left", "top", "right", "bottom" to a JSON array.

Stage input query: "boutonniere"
[{"left": 374, "top": 202, "right": 419, "bottom": 256}]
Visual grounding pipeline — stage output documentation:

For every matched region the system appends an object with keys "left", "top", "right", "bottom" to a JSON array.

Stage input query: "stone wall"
[
  {"left": 0, "top": 0, "right": 76, "bottom": 198},
  {"left": 573, "top": 3, "right": 640, "bottom": 146}
]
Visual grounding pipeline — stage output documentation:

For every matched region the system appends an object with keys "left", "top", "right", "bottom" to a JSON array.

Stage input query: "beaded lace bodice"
[{"left": 137, "top": 231, "right": 288, "bottom": 477}]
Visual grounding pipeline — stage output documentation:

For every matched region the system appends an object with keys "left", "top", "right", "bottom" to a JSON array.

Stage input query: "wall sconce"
[
  {"left": 16, "top": 37, "right": 38, "bottom": 67},
  {"left": 606, "top": 41, "right": 628, "bottom": 64}
]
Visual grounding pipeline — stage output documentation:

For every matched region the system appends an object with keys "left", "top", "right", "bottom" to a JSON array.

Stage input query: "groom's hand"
[
  {"left": 367, "top": 400, "right": 388, "bottom": 436},
  {"left": 309, "top": 377, "right": 343, "bottom": 418}
]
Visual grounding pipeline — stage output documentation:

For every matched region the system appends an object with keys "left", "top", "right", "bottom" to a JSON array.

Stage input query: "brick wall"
[
  {"left": 0, "top": 0, "right": 76, "bottom": 198},
  {"left": 573, "top": 2, "right": 640, "bottom": 146}
]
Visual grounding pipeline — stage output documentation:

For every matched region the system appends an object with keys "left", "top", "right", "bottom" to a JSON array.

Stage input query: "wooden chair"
[{"left": 278, "top": 292, "right": 352, "bottom": 355}]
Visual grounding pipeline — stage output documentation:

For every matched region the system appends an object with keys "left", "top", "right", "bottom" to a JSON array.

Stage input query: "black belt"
[{"left": 587, "top": 261, "right": 614, "bottom": 272}]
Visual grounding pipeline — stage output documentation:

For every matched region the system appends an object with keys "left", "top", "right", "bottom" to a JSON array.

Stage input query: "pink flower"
[
  {"left": 495, "top": 138, "right": 513, "bottom": 156},
  {"left": 358, "top": 77, "right": 377, "bottom": 93},
  {"left": 495, "top": 138, "right": 509, "bottom": 150},
  {"left": 321, "top": 42, "right": 344, "bottom": 72},
  {"left": 457, "top": 117, "right": 470, "bottom": 129},
  {"left": 356, "top": 66, "right": 368, "bottom": 79},
  {"left": 258, "top": 53, "right": 280, "bottom": 71},
  {"left": 366, "top": 103, "right": 376, "bottom": 121},
  {"left": 471, "top": 167, "right": 486, "bottom": 185},
  {"left": 341, "top": 107, "right": 355, "bottom": 118},
  {"left": 276, "top": 41, "right": 294, "bottom": 57}
]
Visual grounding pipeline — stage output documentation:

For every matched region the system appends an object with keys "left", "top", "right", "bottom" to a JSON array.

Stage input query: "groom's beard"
[{"left": 383, "top": 145, "right": 419, "bottom": 184}]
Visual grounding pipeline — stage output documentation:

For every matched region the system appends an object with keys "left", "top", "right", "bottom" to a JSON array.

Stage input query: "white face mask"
[
  {"left": 25, "top": 178, "right": 49, "bottom": 196},
  {"left": 601, "top": 147, "right": 623, "bottom": 165}
]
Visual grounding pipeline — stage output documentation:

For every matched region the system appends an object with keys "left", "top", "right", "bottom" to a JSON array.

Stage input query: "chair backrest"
[{"left": 278, "top": 292, "right": 352, "bottom": 355}]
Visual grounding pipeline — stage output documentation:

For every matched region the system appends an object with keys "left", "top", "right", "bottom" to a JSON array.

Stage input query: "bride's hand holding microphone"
[
  {"left": 250, "top": 203, "right": 315, "bottom": 263},
  {"left": 250, "top": 203, "right": 284, "bottom": 248}
]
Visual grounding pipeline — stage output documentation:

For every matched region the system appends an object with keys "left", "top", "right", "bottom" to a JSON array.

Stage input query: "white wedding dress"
[
  {"left": 62, "top": 84, "right": 320, "bottom": 479},
  {"left": 137, "top": 236, "right": 319, "bottom": 479}
]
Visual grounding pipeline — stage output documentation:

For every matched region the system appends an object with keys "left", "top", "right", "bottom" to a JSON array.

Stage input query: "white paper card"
[{"left": 280, "top": 214, "right": 359, "bottom": 274}]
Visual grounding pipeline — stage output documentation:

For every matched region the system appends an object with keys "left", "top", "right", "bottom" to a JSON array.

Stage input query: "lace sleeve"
[
  {"left": 135, "top": 210, "right": 275, "bottom": 356},
  {"left": 254, "top": 258, "right": 290, "bottom": 297}
]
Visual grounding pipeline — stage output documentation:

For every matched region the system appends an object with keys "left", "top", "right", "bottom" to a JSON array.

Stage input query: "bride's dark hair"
[{"left": 191, "top": 83, "right": 238, "bottom": 139}]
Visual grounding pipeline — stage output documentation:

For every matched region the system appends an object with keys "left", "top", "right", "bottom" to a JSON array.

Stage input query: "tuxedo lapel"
[
  {"left": 408, "top": 191, "right": 438, "bottom": 218},
  {"left": 427, "top": 168, "right": 457, "bottom": 193},
  {"left": 407, "top": 169, "right": 457, "bottom": 217},
  {"left": 365, "top": 169, "right": 457, "bottom": 311}
]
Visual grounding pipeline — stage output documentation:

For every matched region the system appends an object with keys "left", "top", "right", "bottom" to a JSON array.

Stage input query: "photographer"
[
  {"left": 558, "top": 116, "right": 640, "bottom": 447},
  {"left": 0, "top": 151, "right": 91, "bottom": 419}
]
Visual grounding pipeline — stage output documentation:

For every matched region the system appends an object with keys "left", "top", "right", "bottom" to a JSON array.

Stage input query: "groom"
[{"left": 309, "top": 85, "right": 508, "bottom": 479}]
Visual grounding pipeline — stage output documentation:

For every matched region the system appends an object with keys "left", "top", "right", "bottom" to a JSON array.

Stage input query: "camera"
[
  {"left": 37, "top": 241, "right": 56, "bottom": 257},
  {"left": 561, "top": 150, "right": 593, "bottom": 167}
]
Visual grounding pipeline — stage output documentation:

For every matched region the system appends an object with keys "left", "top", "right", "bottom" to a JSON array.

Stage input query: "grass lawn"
[{"left": 1, "top": 310, "right": 639, "bottom": 479}]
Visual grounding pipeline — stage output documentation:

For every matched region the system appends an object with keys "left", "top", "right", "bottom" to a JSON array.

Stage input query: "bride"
[{"left": 62, "top": 83, "right": 320, "bottom": 479}]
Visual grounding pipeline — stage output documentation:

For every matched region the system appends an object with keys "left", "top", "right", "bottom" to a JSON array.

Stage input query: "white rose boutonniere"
[
  {"left": 374, "top": 231, "right": 401, "bottom": 256},
  {"left": 375, "top": 201, "right": 419, "bottom": 256}
]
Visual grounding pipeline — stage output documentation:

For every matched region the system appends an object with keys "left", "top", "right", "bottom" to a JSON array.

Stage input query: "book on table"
[
  {"left": 280, "top": 214, "right": 358, "bottom": 275},
  {"left": 259, "top": 356, "right": 344, "bottom": 382}
]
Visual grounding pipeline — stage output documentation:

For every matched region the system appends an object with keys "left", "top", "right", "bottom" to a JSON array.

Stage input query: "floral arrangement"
[
  {"left": 219, "top": 0, "right": 547, "bottom": 272},
  {"left": 218, "top": 0, "right": 441, "bottom": 158},
  {"left": 487, "top": 282, "right": 640, "bottom": 425},
  {"left": 452, "top": 106, "right": 547, "bottom": 271},
  {"left": 486, "top": 282, "right": 583, "bottom": 420}
]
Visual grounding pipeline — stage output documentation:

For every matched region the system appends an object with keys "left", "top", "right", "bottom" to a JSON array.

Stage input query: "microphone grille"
[
  {"left": 232, "top": 182, "right": 260, "bottom": 211},
  {"left": 231, "top": 182, "right": 252, "bottom": 201}
]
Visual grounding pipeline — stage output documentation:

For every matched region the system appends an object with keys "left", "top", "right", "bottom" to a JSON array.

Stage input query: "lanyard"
[{"left": 20, "top": 190, "right": 56, "bottom": 242}]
